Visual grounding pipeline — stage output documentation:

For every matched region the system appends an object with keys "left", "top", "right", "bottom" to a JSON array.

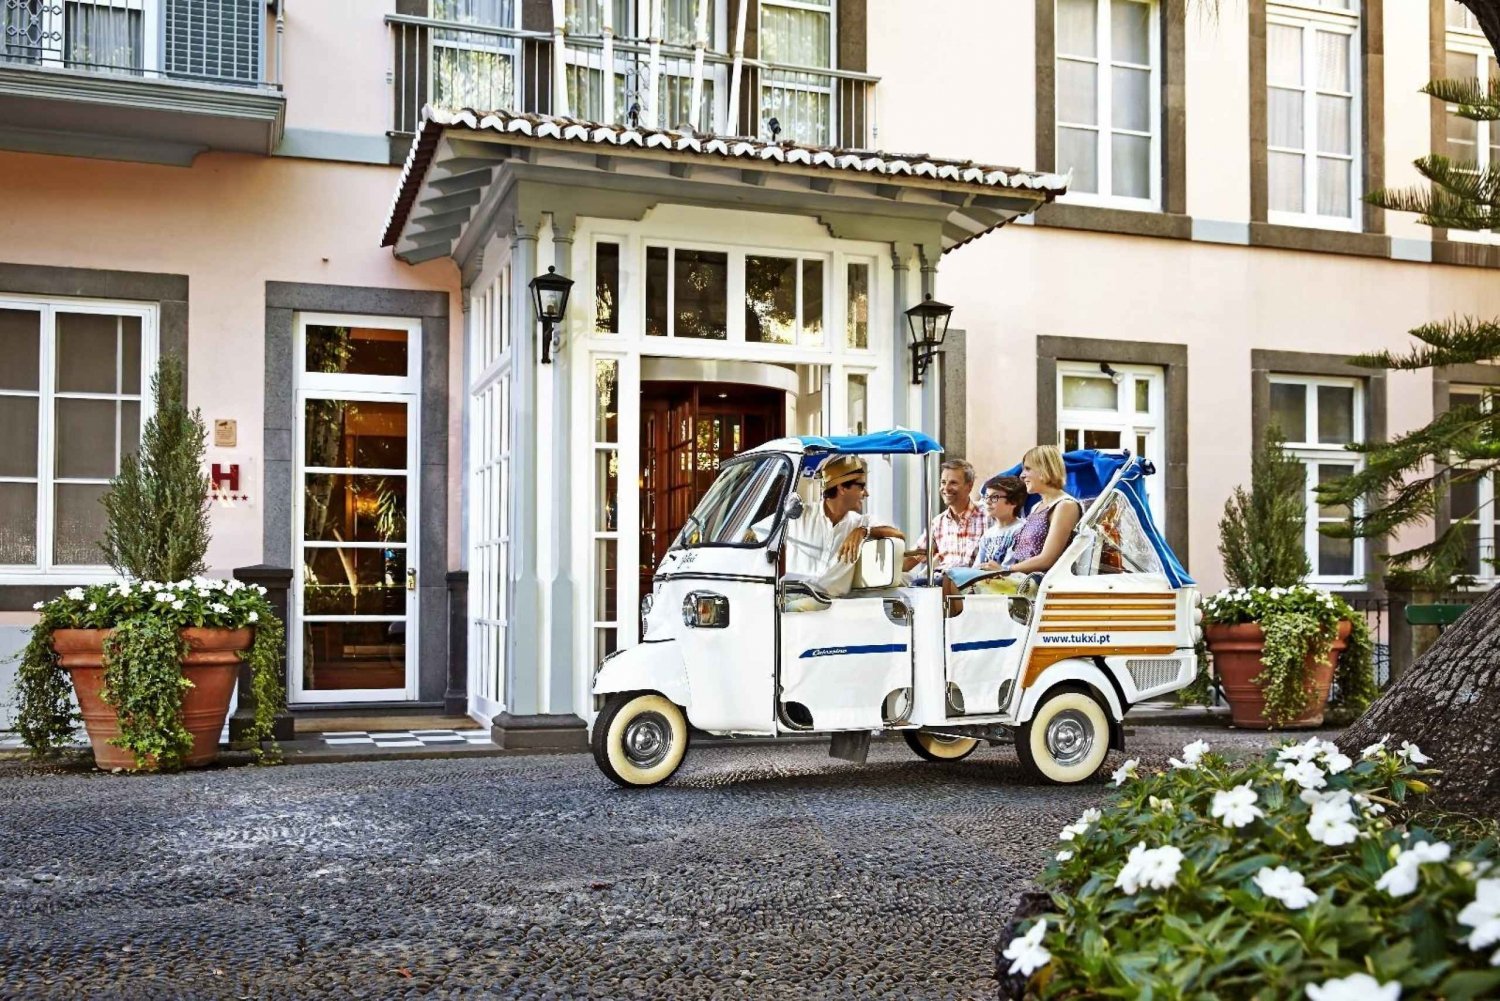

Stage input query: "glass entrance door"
[{"left": 292, "top": 391, "right": 417, "bottom": 702}]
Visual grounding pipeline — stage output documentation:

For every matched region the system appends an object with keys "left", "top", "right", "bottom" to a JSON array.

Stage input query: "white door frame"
[{"left": 290, "top": 313, "right": 422, "bottom": 705}]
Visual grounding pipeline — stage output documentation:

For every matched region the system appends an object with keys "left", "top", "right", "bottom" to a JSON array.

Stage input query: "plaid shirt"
[{"left": 915, "top": 503, "right": 988, "bottom": 569}]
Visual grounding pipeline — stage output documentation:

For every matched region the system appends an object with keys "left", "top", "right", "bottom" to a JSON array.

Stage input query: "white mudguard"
[
  {"left": 1015, "top": 657, "right": 1126, "bottom": 724},
  {"left": 592, "top": 641, "right": 691, "bottom": 717}
]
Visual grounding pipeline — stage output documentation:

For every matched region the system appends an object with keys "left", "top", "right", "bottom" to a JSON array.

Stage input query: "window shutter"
[{"left": 164, "top": 0, "right": 264, "bottom": 84}]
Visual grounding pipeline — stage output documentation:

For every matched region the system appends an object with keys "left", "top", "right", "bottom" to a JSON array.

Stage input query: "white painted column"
[
  {"left": 602, "top": 0, "right": 616, "bottom": 124},
  {"left": 890, "top": 243, "right": 912, "bottom": 531},
  {"left": 505, "top": 222, "right": 543, "bottom": 716},
  {"left": 548, "top": 215, "right": 578, "bottom": 716},
  {"left": 552, "top": 0, "right": 570, "bottom": 117},
  {"left": 646, "top": 0, "right": 663, "bottom": 126},
  {"left": 723, "top": 0, "right": 748, "bottom": 135},
  {"left": 688, "top": 0, "right": 707, "bottom": 130}
]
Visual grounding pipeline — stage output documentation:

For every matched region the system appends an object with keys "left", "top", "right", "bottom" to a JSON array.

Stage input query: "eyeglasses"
[{"left": 983, "top": 494, "right": 1003, "bottom": 503}]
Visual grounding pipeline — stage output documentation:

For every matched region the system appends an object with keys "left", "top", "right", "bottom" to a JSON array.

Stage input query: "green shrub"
[
  {"left": 1218, "top": 428, "right": 1312, "bottom": 591},
  {"left": 1002, "top": 739, "right": 1500, "bottom": 1000}
]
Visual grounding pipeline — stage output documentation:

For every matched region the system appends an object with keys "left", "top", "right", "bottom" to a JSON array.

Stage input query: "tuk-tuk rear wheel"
[
  {"left": 1015, "top": 688, "right": 1111, "bottom": 784},
  {"left": 903, "top": 731, "right": 980, "bottom": 762},
  {"left": 592, "top": 692, "right": 690, "bottom": 788}
]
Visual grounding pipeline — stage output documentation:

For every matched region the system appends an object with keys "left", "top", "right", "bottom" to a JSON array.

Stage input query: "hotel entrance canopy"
[{"left": 383, "top": 106, "right": 1068, "bottom": 268}]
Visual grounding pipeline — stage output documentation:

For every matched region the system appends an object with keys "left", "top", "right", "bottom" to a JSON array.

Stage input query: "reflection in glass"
[
  {"left": 304, "top": 399, "right": 408, "bottom": 469},
  {"left": 597, "top": 449, "right": 619, "bottom": 532},
  {"left": 302, "top": 621, "right": 406, "bottom": 691},
  {"left": 1083, "top": 429, "right": 1123, "bottom": 450},
  {"left": 595, "top": 243, "right": 620, "bottom": 333},
  {"left": 304, "top": 474, "right": 408, "bottom": 543},
  {"left": 1269, "top": 382, "right": 1307, "bottom": 441},
  {"left": 1062, "top": 375, "right": 1118, "bottom": 410},
  {"left": 0, "top": 309, "right": 40, "bottom": 391},
  {"left": 595, "top": 358, "right": 619, "bottom": 442},
  {"left": 302, "top": 547, "right": 407, "bottom": 615},
  {"left": 675, "top": 250, "right": 728, "bottom": 339},
  {"left": 646, "top": 246, "right": 668, "bottom": 336},
  {"left": 305, "top": 325, "right": 409, "bottom": 378},
  {"left": 0, "top": 397, "right": 39, "bottom": 477},
  {"left": 0, "top": 483, "right": 37, "bottom": 564},
  {"left": 53, "top": 483, "right": 109, "bottom": 565},
  {"left": 57, "top": 313, "right": 138, "bottom": 393},
  {"left": 802, "top": 260, "right": 824, "bottom": 344},
  {"left": 1318, "top": 533, "right": 1355, "bottom": 578},
  {"left": 847, "top": 373, "right": 868, "bottom": 435},
  {"left": 596, "top": 539, "right": 618, "bottom": 622},
  {"left": 55, "top": 398, "right": 119, "bottom": 479},
  {"left": 745, "top": 255, "right": 797, "bottom": 343},
  {"left": 846, "top": 263, "right": 869, "bottom": 349},
  {"left": 1134, "top": 379, "right": 1150, "bottom": 413},
  {"left": 1317, "top": 385, "right": 1356, "bottom": 443},
  {"left": 1317, "top": 463, "right": 1354, "bottom": 519}
]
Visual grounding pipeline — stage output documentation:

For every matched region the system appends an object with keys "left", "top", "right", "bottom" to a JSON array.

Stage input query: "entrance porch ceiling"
[{"left": 383, "top": 108, "right": 1067, "bottom": 266}]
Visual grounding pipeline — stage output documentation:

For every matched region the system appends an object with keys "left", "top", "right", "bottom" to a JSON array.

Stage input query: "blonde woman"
[{"left": 1001, "top": 445, "right": 1082, "bottom": 575}]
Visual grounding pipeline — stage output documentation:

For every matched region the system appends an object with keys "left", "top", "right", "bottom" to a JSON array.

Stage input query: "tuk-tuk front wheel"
[
  {"left": 592, "top": 692, "right": 690, "bottom": 788},
  {"left": 1015, "top": 688, "right": 1111, "bottom": 784},
  {"left": 903, "top": 731, "right": 980, "bottom": 762}
]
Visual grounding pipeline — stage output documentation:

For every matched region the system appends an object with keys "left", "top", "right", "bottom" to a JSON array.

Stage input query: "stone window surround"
[
  {"left": 1034, "top": 0, "right": 1190, "bottom": 239},
  {"left": 1431, "top": 361, "right": 1500, "bottom": 551},
  {"left": 1250, "top": 349, "right": 1387, "bottom": 591},
  {"left": 264, "top": 282, "right": 451, "bottom": 706},
  {"left": 1249, "top": 0, "right": 1387, "bottom": 255},
  {"left": 1036, "top": 335, "right": 1190, "bottom": 565},
  {"left": 0, "top": 262, "right": 188, "bottom": 612}
]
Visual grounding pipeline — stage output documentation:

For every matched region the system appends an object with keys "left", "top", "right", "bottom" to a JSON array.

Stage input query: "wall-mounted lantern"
[
  {"left": 905, "top": 293, "right": 954, "bottom": 385},
  {"left": 529, "top": 265, "right": 574, "bottom": 364}
]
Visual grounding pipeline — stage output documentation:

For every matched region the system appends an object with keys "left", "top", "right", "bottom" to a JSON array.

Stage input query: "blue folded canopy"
[
  {"left": 997, "top": 449, "right": 1193, "bottom": 587},
  {"left": 798, "top": 428, "right": 943, "bottom": 457}
]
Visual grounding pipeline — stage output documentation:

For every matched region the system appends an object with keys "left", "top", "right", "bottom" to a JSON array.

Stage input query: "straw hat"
[{"left": 820, "top": 455, "right": 867, "bottom": 490}]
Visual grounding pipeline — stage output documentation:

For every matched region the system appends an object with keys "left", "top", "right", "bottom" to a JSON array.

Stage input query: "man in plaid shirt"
[{"left": 903, "top": 459, "right": 988, "bottom": 575}]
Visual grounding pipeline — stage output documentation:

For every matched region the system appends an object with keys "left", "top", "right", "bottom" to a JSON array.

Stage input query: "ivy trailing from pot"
[{"left": 14, "top": 355, "right": 286, "bottom": 770}]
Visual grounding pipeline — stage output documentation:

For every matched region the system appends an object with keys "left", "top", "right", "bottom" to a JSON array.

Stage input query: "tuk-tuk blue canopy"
[
  {"left": 998, "top": 450, "right": 1194, "bottom": 588},
  {"left": 797, "top": 428, "right": 944, "bottom": 458}
]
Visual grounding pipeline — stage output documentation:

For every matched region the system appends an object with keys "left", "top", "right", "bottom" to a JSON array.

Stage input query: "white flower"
[
  {"left": 1058, "top": 808, "right": 1102, "bottom": 842},
  {"left": 254, "top": 584, "right": 267, "bottom": 596},
  {"left": 64, "top": 587, "right": 84, "bottom": 600},
  {"left": 170, "top": 599, "right": 185, "bottom": 611},
  {"left": 1281, "top": 759, "right": 1327, "bottom": 791},
  {"left": 1253, "top": 865, "right": 1318, "bottom": 910},
  {"left": 1002, "top": 919, "right": 1051, "bottom": 977},
  {"left": 1398, "top": 741, "right": 1431, "bottom": 765},
  {"left": 1277, "top": 738, "right": 1326, "bottom": 764},
  {"left": 1111, "top": 758, "right": 1139, "bottom": 786},
  {"left": 88, "top": 602, "right": 97, "bottom": 612},
  {"left": 248, "top": 611, "right": 259, "bottom": 623},
  {"left": 1305, "top": 972, "right": 1401, "bottom": 1001},
  {"left": 1306, "top": 792, "right": 1359, "bottom": 847},
  {"left": 1056, "top": 850, "right": 1073, "bottom": 862},
  {"left": 1149, "top": 796, "right": 1175, "bottom": 813},
  {"left": 155, "top": 592, "right": 174, "bottom": 603},
  {"left": 1210, "top": 783, "right": 1264, "bottom": 829},
  {"left": 1114, "top": 843, "right": 1184, "bottom": 895},
  {"left": 1353, "top": 793, "right": 1386, "bottom": 818},
  {"left": 1458, "top": 879, "right": 1500, "bottom": 954},
  {"left": 1321, "top": 749, "right": 1353, "bottom": 775},
  {"left": 1376, "top": 841, "right": 1452, "bottom": 897},
  {"left": 209, "top": 602, "right": 229, "bottom": 615},
  {"left": 1168, "top": 740, "right": 1208, "bottom": 770},
  {"left": 32, "top": 601, "right": 44, "bottom": 610},
  {"left": 1361, "top": 739, "right": 1388, "bottom": 760}
]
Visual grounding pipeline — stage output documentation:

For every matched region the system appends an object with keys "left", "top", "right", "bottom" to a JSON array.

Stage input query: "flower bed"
[{"left": 1001, "top": 738, "right": 1500, "bottom": 999}]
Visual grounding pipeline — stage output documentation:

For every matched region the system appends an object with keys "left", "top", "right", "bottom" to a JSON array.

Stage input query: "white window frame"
[
  {"left": 1055, "top": 0, "right": 1162, "bottom": 211},
  {"left": 1443, "top": 31, "right": 1500, "bottom": 245},
  {"left": 1447, "top": 385, "right": 1498, "bottom": 580},
  {"left": 758, "top": 0, "right": 837, "bottom": 145},
  {"left": 1268, "top": 373, "right": 1365, "bottom": 584},
  {"left": 1056, "top": 360, "right": 1166, "bottom": 516},
  {"left": 642, "top": 241, "right": 831, "bottom": 351},
  {"left": 0, "top": 295, "right": 158, "bottom": 584},
  {"left": 468, "top": 270, "right": 512, "bottom": 720},
  {"left": 1266, "top": 1, "right": 1363, "bottom": 231}
]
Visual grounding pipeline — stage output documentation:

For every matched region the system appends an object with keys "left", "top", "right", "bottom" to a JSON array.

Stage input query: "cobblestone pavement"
[{"left": 0, "top": 726, "right": 1331, "bottom": 1001}]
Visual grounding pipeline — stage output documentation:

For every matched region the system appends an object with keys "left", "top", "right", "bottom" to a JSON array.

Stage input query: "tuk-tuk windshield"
[{"left": 671, "top": 454, "right": 791, "bottom": 550}]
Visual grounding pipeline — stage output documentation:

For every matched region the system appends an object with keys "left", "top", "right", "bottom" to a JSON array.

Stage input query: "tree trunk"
[
  {"left": 1338, "top": 586, "right": 1500, "bottom": 815},
  {"left": 1461, "top": 1, "right": 1500, "bottom": 62}
]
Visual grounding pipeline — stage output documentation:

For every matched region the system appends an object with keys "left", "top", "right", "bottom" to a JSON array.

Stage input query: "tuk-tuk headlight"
[
  {"left": 640, "top": 592, "right": 654, "bottom": 634},
  {"left": 683, "top": 590, "right": 729, "bottom": 628}
]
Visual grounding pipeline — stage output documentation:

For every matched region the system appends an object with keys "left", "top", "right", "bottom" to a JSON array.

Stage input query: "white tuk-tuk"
[{"left": 589, "top": 430, "right": 1201, "bottom": 788}]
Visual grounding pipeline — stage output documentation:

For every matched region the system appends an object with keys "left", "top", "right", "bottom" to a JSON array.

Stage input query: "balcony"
[
  {"left": 387, "top": 10, "right": 877, "bottom": 161},
  {"left": 0, "top": 0, "right": 286, "bottom": 166}
]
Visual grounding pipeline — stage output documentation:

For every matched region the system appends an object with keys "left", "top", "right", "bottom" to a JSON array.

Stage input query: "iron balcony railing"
[
  {"left": 0, "top": 0, "right": 283, "bottom": 89},
  {"left": 387, "top": 11, "right": 878, "bottom": 147}
]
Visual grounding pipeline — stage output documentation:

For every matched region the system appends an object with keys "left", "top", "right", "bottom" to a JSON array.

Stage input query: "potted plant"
[
  {"left": 1203, "top": 431, "right": 1377, "bottom": 728},
  {"left": 14, "top": 356, "right": 285, "bottom": 770}
]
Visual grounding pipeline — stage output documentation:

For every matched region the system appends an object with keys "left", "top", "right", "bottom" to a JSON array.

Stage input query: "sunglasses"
[{"left": 843, "top": 480, "right": 867, "bottom": 490}]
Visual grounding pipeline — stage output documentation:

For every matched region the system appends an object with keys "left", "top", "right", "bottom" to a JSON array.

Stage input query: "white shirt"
[{"left": 784, "top": 505, "right": 873, "bottom": 597}]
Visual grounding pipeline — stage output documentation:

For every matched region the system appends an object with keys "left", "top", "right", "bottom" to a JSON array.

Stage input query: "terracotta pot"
[
  {"left": 1205, "top": 619, "right": 1352, "bottom": 729},
  {"left": 52, "top": 627, "right": 253, "bottom": 770}
]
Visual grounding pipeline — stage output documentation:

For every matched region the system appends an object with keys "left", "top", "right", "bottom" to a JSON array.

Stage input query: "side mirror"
[
  {"left": 783, "top": 494, "right": 805, "bottom": 521},
  {"left": 853, "top": 537, "right": 898, "bottom": 590}
]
